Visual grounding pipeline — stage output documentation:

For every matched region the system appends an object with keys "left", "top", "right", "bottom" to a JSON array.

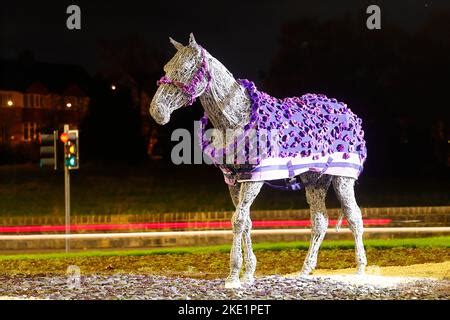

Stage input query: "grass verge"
[
  {"left": 1, "top": 236, "right": 449, "bottom": 261},
  {"left": 1, "top": 164, "right": 449, "bottom": 216}
]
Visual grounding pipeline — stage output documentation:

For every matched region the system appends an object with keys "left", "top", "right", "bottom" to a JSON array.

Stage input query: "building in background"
[{"left": 0, "top": 57, "right": 91, "bottom": 162}]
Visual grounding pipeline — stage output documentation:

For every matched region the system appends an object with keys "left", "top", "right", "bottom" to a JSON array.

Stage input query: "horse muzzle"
[{"left": 149, "top": 103, "right": 170, "bottom": 125}]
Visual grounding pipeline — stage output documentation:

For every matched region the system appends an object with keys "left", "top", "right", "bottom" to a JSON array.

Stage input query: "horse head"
[{"left": 150, "top": 33, "right": 212, "bottom": 125}]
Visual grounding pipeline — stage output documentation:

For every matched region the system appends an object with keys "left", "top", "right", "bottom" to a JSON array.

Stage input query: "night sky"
[{"left": 1, "top": 0, "right": 447, "bottom": 80}]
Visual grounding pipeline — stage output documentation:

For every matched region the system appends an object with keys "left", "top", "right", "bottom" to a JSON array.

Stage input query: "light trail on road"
[
  {"left": 0, "top": 227, "right": 449, "bottom": 241},
  {"left": 0, "top": 219, "right": 391, "bottom": 233}
]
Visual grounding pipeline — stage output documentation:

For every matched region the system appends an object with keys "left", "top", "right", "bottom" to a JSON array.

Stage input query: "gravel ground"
[{"left": 0, "top": 274, "right": 448, "bottom": 300}]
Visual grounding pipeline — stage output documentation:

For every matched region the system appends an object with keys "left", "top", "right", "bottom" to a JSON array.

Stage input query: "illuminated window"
[{"left": 23, "top": 122, "right": 38, "bottom": 142}]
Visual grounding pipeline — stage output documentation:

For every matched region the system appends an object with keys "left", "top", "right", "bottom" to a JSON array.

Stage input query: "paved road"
[{"left": 1, "top": 226, "right": 449, "bottom": 252}]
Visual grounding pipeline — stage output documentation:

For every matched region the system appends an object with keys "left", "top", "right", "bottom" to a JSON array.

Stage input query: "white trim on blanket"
[{"left": 237, "top": 152, "right": 363, "bottom": 182}]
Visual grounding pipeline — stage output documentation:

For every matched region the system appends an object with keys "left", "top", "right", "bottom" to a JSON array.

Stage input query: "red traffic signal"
[{"left": 60, "top": 132, "right": 69, "bottom": 143}]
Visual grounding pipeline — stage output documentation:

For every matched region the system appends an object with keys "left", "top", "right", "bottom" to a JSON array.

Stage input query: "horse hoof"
[
  {"left": 356, "top": 265, "right": 366, "bottom": 275},
  {"left": 224, "top": 279, "right": 241, "bottom": 289}
]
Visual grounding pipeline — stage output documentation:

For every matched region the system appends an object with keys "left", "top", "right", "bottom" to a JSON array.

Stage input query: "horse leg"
[
  {"left": 300, "top": 173, "right": 332, "bottom": 275},
  {"left": 228, "top": 183, "right": 256, "bottom": 285},
  {"left": 241, "top": 216, "right": 257, "bottom": 285},
  {"left": 225, "top": 181, "right": 263, "bottom": 289},
  {"left": 333, "top": 176, "right": 367, "bottom": 274}
]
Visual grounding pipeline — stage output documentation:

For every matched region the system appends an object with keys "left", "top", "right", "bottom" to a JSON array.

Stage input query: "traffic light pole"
[
  {"left": 41, "top": 124, "right": 78, "bottom": 253},
  {"left": 64, "top": 124, "right": 71, "bottom": 253}
]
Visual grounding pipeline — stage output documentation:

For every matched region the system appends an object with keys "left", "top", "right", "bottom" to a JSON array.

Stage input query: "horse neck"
[{"left": 199, "top": 53, "right": 252, "bottom": 130}]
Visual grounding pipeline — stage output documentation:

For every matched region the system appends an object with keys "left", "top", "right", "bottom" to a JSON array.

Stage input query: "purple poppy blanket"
[{"left": 199, "top": 79, "right": 367, "bottom": 186}]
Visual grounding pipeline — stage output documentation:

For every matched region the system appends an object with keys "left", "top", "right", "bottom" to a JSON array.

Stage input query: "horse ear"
[
  {"left": 189, "top": 33, "right": 197, "bottom": 46},
  {"left": 169, "top": 37, "right": 183, "bottom": 50}
]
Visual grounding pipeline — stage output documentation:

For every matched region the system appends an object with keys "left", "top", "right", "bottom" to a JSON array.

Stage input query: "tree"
[
  {"left": 80, "top": 78, "right": 146, "bottom": 164},
  {"left": 96, "top": 34, "right": 167, "bottom": 155}
]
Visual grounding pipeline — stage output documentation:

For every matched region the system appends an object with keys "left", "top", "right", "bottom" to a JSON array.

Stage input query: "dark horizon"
[{"left": 2, "top": 0, "right": 449, "bottom": 80}]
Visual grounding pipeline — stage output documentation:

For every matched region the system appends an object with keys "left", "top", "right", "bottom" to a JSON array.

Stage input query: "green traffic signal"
[{"left": 65, "top": 156, "right": 77, "bottom": 167}]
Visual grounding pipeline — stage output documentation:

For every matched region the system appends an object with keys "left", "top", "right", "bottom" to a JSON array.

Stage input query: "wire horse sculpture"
[{"left": 150, "top": 34, "right": 367, "bottom": 289}]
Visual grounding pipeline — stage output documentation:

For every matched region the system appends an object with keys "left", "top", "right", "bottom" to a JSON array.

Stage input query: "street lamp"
[
  {"left": 66, "top": 102, "right": 72, "bottom": 108},
  {"left": 111, "top": 84, "right": 116, "bottom": 91}
]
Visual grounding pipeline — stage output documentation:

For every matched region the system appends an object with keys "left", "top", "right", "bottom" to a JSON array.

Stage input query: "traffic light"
[
  {"left": 61, "top": 130, "right": 79, "bottom": 170},
  {"left": 39, "top": 131, "right": 58, "bottom": 170}
]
